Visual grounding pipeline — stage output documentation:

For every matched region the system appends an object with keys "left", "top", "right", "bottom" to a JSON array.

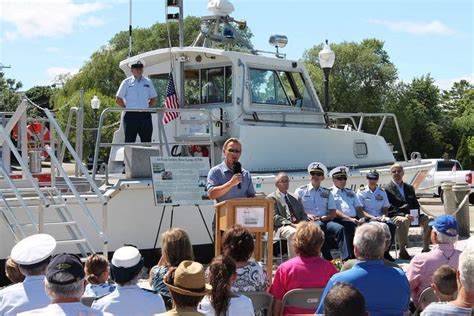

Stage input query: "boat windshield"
[
  {"left": 249, "top": 68, "right": 317, "bottom": 110},
  {"left": 184, "top": 66, "right": 232, "bottom": 106}
]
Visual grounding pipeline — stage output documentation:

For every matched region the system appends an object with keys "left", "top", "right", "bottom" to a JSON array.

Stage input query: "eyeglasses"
[
  {"left": 391, "top": 170, "right": 402, "bottom": 174},
  {"left": 227, "top": 149, "right": 241, "bottom": 154},
  {"left": 334, "top": 177, "right": 347, "bottom": 181},
  {"left": 310, "top": 171, "right": 324, "bottom": 176}
]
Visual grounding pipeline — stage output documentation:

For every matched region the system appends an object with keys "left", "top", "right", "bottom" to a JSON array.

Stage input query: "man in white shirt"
[
  {"left": 18, "top": 253, "right": 111, "bottom": 316},
  {"left": 92, "top": 246, "right": 166, "bottom": 315},
  {"left": 0, "top": 234, "right": 56, "bottom": 315}
]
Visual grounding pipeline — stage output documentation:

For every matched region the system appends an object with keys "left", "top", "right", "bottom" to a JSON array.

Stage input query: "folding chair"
[
  {"left": 280, "top": 288, "right": 324, "bottom": 316},
  {"left": 239, "top": 291, "right": 274, "bottom": 316}
]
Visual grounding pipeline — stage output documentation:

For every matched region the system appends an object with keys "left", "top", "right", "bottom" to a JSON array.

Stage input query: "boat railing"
[{"left": 91, "top": 107, "right": 220, "bottom": 180}]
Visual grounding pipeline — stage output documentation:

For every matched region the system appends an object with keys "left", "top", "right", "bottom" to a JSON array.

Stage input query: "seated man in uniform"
[
  {"left": 357, "top": 170, "right": 397, "bottom": 261},
  {"left": 384, "top": 163, "right": 432, "bottom": 259},
  {"left": 0, "top": 234, "right": 56, "bottom": 316},
  {"left": 267, "top": 172, "right": 308, "bottom": 258},
  {"left": 294, "top": 162, "right": 353, "bottom": 261}
]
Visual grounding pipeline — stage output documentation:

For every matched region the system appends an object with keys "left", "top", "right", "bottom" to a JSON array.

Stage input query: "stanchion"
[
  {"left": 441, "top": 182, "right": 456, "bottom": 215},
  {"left": 453, "top": 183, "right": 471, "bottom": 238}
]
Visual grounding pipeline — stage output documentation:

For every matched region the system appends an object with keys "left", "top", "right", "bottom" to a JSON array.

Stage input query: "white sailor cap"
[
  {"left": 329, "top": 166, "right": 350, "bottom": 178},
  {"left": 11, "top": 234, "right": 56, "bottom": 267},
  {"left": 111, "top": 246, "right": 141, "bottom": 268},
  {"left": 307, "top": 161, "right": 328, "bottom": 176}
]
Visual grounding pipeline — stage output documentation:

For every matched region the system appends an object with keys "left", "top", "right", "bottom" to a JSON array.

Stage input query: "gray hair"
[
  {"left": 459, "top": 247, "right": 474, "bottom": 292},
  {"left": 45, "top": 275, "right": 84, "bottom": 300},
  {"left": 372, "top": 222, "right": 391, "bottom": 249},
  {"left": 433, "top": 227, "right": 458, "bottom": 244},
  {"left": 390, "top": 163, "right": 404, "bottom": 172},
  {"left": 275, "top": 172, "right": 288, "bottom": 184},
  {"left": 353, "top": 222, "right": 386, "bottom": 260}
]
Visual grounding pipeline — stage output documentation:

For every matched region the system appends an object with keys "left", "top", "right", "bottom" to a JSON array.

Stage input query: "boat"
[{"left": 0, "top": 0, "right": 432, "bottom": 285}]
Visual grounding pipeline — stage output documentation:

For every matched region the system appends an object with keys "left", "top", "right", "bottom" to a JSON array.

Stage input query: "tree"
[
  {"left": 0, "top": 73, "right": 22, "bottom": 112},
  {"left": 456, "top": 134, "right": 473, "bottom": 170}
]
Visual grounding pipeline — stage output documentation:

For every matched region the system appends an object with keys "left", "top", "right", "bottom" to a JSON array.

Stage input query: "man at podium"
[{"left": 207, "top": 138, "right": 256, "bottom": 202}]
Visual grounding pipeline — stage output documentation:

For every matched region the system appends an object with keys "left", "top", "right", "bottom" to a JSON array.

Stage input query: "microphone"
[{"left": 232, "top": 161, "right": 242, "bottom": 189}]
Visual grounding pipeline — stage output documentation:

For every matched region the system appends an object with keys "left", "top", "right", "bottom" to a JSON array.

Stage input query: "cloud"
[
  {"left": 435, "top": 74, "right": 474, "bottom": 90},
  {"left": 0, "top": 0, "right": 105, "bottom": 40},
  {"left": 368, "top": 19, "right": 459, "bottom": 36},
  {"left": 80, "top": 16, "right": 106, "bottom": 27},
  {"left": 46, "top": 67, "right": 79, "bottom": 84}
]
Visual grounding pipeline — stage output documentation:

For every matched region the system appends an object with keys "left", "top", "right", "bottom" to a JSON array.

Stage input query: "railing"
[{"left": 91, "top": 107, "right": 220, "bottom": 180}]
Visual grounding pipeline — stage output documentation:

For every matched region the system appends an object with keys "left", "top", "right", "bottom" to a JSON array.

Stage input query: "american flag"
[{"left": 162, "top": 73, "right": 180, "bottom": 124}]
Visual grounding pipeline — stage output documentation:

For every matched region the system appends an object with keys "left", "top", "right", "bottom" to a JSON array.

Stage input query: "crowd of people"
[{"left": 1, "top": 137, "right": 473, "bottom": 315}]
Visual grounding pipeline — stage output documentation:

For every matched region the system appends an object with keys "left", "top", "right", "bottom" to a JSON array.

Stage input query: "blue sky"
[{"left": 1, "top": 0, "right": 472, "bottom": 91}]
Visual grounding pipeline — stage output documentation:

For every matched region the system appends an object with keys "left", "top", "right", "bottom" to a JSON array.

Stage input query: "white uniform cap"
[
  {"left": 11, "top": 234, "right": 56, "bottom": 266},
  {"left": 111, "top": 246, "right": 141, "bottom": 268},
  {"left": 307, "top": 161, "right": 328, "bottom": 176},
  {"left": 329, "top": 166, "right": 350, "bottom": 178}
]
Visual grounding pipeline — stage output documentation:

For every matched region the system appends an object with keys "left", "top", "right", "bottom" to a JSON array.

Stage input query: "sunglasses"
[
  {"left": 310, "top": 171, "right": 324, "bottom": 176},
  {"left": 391, "top": 170, "right": 402, "bottom": 174},
  {"left": 227, "top": 149, "right": 241, "bottom": 154}
]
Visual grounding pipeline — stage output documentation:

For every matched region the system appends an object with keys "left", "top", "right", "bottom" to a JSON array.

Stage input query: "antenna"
[
  {"left": 0, "top": 63, "right": 12, "bottom": 72},
  {"left": 128, "top": 0, "right": 132, "bottom": 57}
]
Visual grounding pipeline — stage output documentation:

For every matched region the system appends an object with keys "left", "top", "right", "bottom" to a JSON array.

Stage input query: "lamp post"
[
  {"left": 318, "top": 40, "right": 335, "bottom": 113},
  {"left": 90, "top": 96, "right": 101, "bottom": 170}
]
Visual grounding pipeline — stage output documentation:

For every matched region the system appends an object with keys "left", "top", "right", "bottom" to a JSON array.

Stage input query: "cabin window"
[
  {"left": 249, "top": 68, "right": 317, "bottom": 109},
  {"left": 149, "top": 74, "right": 171, "bottom": 107},
  {"left": 354, "top": 141, "right": 368, "bottom": 158},
  {"left": 437, "top": 160, "right": 462, "bottom": 171},
  {"left": 184, "top": 66, "right": 232, "bottom": 106}
]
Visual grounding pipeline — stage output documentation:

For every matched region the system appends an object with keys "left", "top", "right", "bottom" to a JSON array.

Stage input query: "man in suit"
[
  {"left": 267, "top": 172, "right": 308, "bottom": 258},
  {"left": 384, "top": 163, "right": 432, "bottom": 259}
]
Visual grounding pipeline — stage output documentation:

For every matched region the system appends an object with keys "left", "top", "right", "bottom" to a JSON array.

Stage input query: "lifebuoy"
[{"left": 12, "top": 122, "right": 51, "bottom": 158}]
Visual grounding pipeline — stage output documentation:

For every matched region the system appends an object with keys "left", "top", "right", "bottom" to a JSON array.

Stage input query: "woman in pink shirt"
[{"left": 269, "top": 222, "right": 338, "bottom": 315}]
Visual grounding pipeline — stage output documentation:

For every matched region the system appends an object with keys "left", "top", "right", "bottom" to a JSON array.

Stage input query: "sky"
[{"left": 0, "top": 0, "right": 473, "bottom": 91}]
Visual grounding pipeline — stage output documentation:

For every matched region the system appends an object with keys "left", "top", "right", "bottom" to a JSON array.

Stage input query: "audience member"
[
  {"left": 270, "top": 222, "right": 337, "bottom": 315},
  {"left": 156, "top": 260, "right": 212, "bottom": 316},
  {"left": 267, "top": 172, "right": 308, "bottom": 258},
  {"left": 357, "top": 169, "right": 397, "bottom": 261},
  {"left": 421, "top": 245, "right": 474, "bottom": 315},
  {"left": 198, "top": 255, "right": 254, "bottom": 316},
  {"left": 149, "top": 228, "right": 194, "bottom": 309},
  {"left": 18, "top": 253, "right": 111, "bottom": 316},
  {"left": 294, "top": 162, "right": 352, "bottom": 261},
  {"left": 221, "top": 225, "right": 268, "bottom": 292},
  {"left": 407, "top": 215, "right": 462, "bottom": 310},
  {"left": 92, "top": 246, "right": 165, "bottom": 315},
  {"left": 4, "top": 256, "right": 25, "bottom": 284},
  {"left": 316, "top": 222, "right": 410, "bottom": 316},
  {"left": 385, "top": 163, "right": 432, "bottom": 259},
  {"left": 0, "top": 234, "right": 56, "bottom": 315},
  {"left": 431, "top": 265, "right": 458, "bottom": 303},
  {"left": 323, "top": 283, "right": 369, "bottom": 316},
  {"left": 341, "top": 221, "right": 401, "bottom": 271},
  {"left": 84, "top": 254, "right": 115, "bottom": 298}
]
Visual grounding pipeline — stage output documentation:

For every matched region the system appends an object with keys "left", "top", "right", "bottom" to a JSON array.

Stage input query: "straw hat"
[{"left": 164, "top": 260, "right": 212, "bottom": 297}]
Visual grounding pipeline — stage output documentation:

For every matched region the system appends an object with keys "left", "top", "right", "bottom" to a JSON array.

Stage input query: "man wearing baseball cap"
[
  {"left": 0, "top": 234, "right": 56, "bottom": 315},
  {"left": 18, "top": 253, "right": 111, "bottom": 315},
  {"left": 406, "top": 214, "right": 462, "bottom": 310},
  {"left": 92, "top": 246, "right": 165, "bottom": 315}
]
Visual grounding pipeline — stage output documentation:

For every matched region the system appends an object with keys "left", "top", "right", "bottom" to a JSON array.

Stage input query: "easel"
[{"left": 153, "top": 204, "right": 214, "bottom": 248}]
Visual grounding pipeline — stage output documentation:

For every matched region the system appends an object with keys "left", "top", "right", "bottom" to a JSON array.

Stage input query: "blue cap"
[{"left": 429, "top": 215, "right": 458, "bottom": 237}]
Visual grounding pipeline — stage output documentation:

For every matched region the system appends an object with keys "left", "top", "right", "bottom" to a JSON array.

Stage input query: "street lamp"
[
  {"left": 318, "top": 40, "right": 335, "bottom": 113},
  {"left": 90, "top": 96, "right": 101, "bottom": 170}
]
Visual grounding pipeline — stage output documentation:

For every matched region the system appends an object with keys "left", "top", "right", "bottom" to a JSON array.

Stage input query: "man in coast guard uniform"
[
  {"left": 18, "top": 254, "right": 111, "bottom": 316},
  {"left": 0, "top": 234, "right": 56, "bottom": 315},
  {"left": 92, "top": 246, "right": 166, "bottom": 315},
  {"left": 116, "top": 60, "right": 157, "bottom": 143},
  {"left": 329, "top": 166, "right": 367, "bottom": 260},
  {"left": 294, "top": 162, "right": 352, "bottom": 261},
  {"left": 357, "top": 170, "right": 397, "bottom": 261}
]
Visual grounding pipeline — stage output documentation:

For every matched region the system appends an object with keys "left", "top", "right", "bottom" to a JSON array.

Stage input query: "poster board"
[{"left": 150, "top": 156, "right": 212, "bottom": 206}]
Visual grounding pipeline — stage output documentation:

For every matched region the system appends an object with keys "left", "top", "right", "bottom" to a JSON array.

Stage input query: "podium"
[{"left": 215, "top": 197, "right": 274, "bottom": 281}]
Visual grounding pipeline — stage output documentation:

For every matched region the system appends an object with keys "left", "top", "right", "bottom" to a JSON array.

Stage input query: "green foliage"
[
  {"left": 0, "top": 73, "right": 22, "bottom": 112},
  {"left": 456, "top": 134, "right": 473, "bottom": 170},
  {"left": 25, "top": 85, "right": 56, "bottom": 117}
]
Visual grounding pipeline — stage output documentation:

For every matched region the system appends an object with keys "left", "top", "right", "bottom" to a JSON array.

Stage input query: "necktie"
[{"left": 284, "top": 194, "right": 298, "bottom": 223}]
